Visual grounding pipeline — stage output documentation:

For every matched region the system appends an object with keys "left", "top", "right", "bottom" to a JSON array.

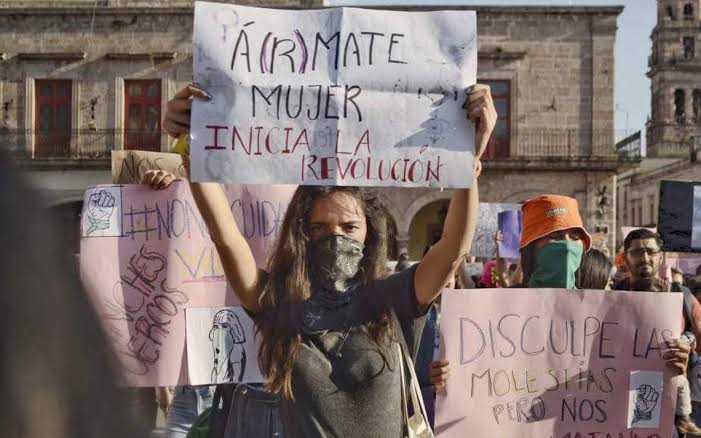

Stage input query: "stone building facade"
[
  {"left": 0, "top": 1, "right": 627, "bottom": 257},
  {"left": 616, "top": 0, "right": 700, "bottom": 244},
  {"left": 647, "top": 0, "right": 701, "bottom": 158}
]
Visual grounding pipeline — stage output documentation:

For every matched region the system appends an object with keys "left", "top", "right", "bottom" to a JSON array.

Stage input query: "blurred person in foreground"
[{"left": 0, "top": 153, "right": 149, "bottom": 438}]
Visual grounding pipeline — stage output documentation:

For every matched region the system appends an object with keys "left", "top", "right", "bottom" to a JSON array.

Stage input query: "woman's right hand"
[
  {"left": 429, "top": 359, "right": 451, "bottom": 391},
  {"left": 163, "top": 84, "right": 211, "bottom": 138}
]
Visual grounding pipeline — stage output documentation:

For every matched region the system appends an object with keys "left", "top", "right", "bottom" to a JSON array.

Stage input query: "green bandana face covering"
[{"left": 529, "top": 240, "right": 584, "bottom": 289}]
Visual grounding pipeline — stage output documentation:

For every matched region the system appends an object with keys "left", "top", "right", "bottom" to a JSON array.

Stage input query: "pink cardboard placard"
[
  {"left": 80, "top": 181, "right": 295, "bottom": 386},
  {"left": 435, "top": 288, "right": 682, "bottom": 438}
]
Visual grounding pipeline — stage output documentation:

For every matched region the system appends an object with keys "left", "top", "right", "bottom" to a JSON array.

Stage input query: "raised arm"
[
  {"left": 414, "top": 84, "right": 496, "bottom": 306},
  {"left": 188, "top": 176, "right": 265, "bottom": 313},
  {"left": 159, "top": 85, "right": 265, "bottom": 313}
]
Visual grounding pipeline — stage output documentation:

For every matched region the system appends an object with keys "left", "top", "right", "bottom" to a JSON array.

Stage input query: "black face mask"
[{"left": 308, "top": 234, "right": 364, "bottom": 307}]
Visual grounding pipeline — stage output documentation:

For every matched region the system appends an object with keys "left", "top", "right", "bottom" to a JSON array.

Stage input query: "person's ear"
[{"left": 209, "top": 327, "right": 215, "bottom": 341}]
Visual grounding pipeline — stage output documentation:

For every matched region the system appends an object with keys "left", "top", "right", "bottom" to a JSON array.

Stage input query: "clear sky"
[{"left": 326, "top": 0, "right": 657, "bottom": 144}]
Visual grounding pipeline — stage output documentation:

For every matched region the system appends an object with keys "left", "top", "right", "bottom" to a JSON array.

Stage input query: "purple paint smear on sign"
[{"left": 497, "top": 209, "right": 522, "bottom": 259}]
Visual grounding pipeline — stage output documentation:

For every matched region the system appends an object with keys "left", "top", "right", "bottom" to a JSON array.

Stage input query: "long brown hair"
[{"left": 256, "top": 186, "right": 391, "bottom": 400}]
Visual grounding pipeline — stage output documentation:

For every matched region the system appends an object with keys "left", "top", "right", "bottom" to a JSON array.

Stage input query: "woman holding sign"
[
  {"left": 146, "top": 83, "right": 495, "bottom": 437},
  {"left": 427, "top": 195, "right": 694, "bottom": 410}
]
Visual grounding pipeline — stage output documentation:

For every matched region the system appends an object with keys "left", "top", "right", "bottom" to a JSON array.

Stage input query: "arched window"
[
  {"left": 684, "top": 3, "right": 694, "bottom": 19},
  {"left": 668, "top": 5, "right": 677, "bottom": 20},
  {"left": 684, "top": 36, "right": 696, "bottom": 59},
  {"left": 693, "top": 89, "right": 701, "bottom": 123},
  {"left": 675, "top": 89, "right": 686, "bottom": 124}
]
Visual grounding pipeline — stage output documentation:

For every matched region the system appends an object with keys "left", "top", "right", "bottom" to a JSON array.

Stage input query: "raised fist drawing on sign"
[
  {"left": 632, "top": 384, "right": 659, "bottom": 424},
  {"left": 86, "top": 190, "right": 116, "bottom": 235}
]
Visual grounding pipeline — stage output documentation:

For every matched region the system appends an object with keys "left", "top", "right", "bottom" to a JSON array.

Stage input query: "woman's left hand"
[
  {"left": 464, "top": 84, "right": 498, "bottom": 160},
  {"left": 664, "top": 339, "right": 690, "bottom": 375}
]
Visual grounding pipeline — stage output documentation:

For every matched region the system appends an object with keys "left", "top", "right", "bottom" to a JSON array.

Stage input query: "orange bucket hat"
[{"left": 519, "top": 195, "right": 592, "bottom": 251}]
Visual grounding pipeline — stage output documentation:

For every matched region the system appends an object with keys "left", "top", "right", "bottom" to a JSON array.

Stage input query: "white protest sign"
[
  {"left": 435, "top": 289, "right": 681, "bottom": 437},
  {"left": 186, "top": 306, "right": 264, "bottom": 385},
  {"left": 191, "top": 3, "right": 477, "bottom": 188}
]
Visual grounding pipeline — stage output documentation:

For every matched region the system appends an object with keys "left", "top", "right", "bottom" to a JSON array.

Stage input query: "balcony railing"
[
  {"left": 510, "top": 129, "right": 618, "bottom": 159},
  {"left": 0, "top": 128, "right": 629, "bottom": 162},
  {"left": 0, "top": 129, "right": 167, "bottom": 160},
  {"left": 615, "top": 131, "right": 642, "bottom": 160}
]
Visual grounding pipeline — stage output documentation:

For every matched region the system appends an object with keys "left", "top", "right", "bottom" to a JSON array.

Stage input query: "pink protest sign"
[
  {"left": 79, "top": 181, "right": 295, "bottom": 386},
  {"left": 435, "top": 288, "right": 682, "bottom": 438}
]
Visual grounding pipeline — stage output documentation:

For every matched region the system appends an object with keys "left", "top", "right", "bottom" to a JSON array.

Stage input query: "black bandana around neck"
[{"left": 308, "top": 234, "right": 364, "bottom": 309}]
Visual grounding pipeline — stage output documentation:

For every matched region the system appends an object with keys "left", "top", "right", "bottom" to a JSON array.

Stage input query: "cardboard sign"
[
  {"left": 111, "top": 150, "right": 186, "bottom": 184},
  {"left": 190, "top": 3, "right": 477, "bottom": 188},
  {"left": 665, "top": 252, "right": 701, "bottom": 276},
  {"left": 470, "top": 203, "right": 520, "bottom": 258},
  {"left": 435, "top": 289, "right": 681, "bottom": 437},
  {"left": 79, "top": 182, "right": 296, "bottom": 386},
  {"left": 497, "top": 210, "right": 522, "bottom": 259},
  {"left": 659, "top": 180, "right": 701, "bottom": 253}
]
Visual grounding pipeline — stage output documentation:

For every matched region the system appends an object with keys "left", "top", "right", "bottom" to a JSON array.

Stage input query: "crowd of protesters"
[
  {"left": 147, "top": 83, "right": 699, "bottom": 438},
  {"left": 2, "top": 80, "right": 700, "bottom": 438}
]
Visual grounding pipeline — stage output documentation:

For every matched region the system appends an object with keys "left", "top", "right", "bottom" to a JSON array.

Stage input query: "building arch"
[
  {"left": 684, "top": 3, "right": 694, "bottom": 19},
  {"left": 407, "top": 199, "right": 451, "bottom": 260},
  {"left": 375, "top": 191, "right": 403, "bottom": 231},
  {"left": 374, "top": 191, "right": 403, "bottom": 259},
  {"left": 398, "top": 190, "right": 451, "bottom": 237}
]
